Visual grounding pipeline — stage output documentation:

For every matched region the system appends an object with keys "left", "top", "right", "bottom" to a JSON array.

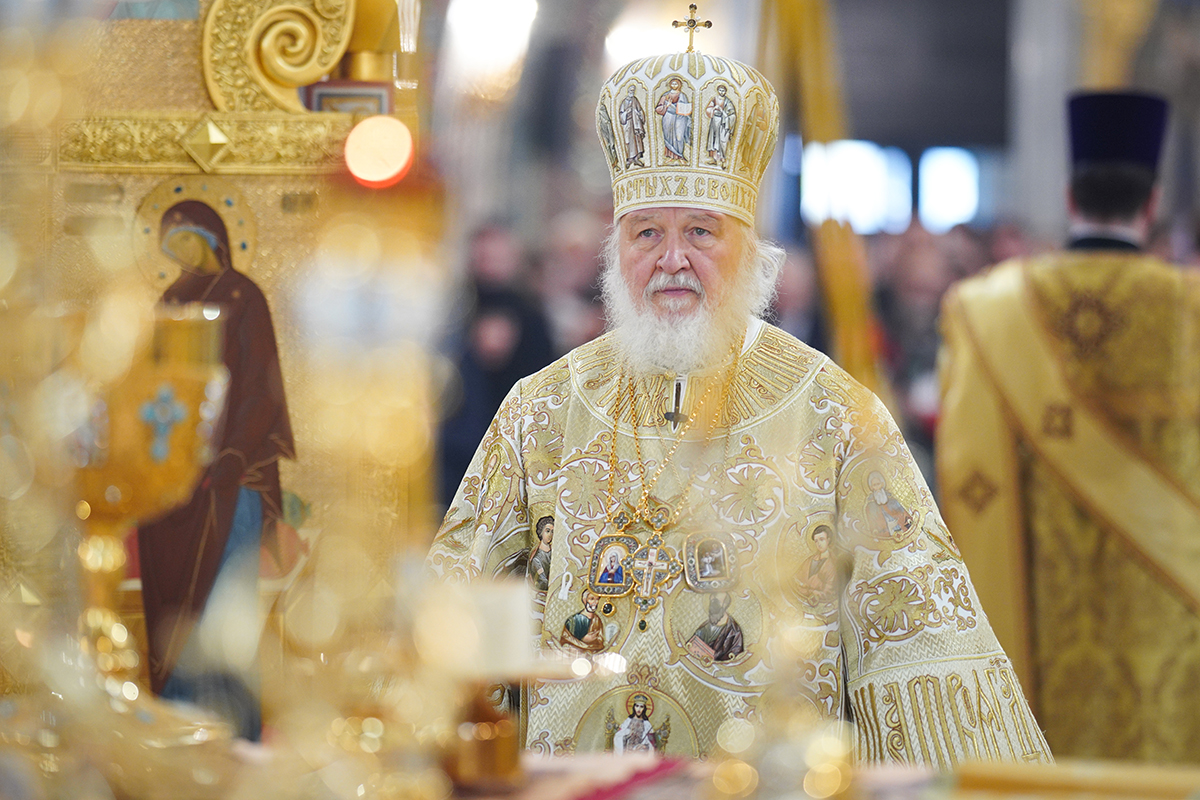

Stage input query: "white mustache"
[{"left": 644, "top": 271, "right": 704, "bottom": 299}]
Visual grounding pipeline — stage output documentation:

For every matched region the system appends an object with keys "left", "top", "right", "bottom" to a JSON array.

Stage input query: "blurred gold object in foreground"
[
  {"left": 75, "top": 303, "right": 228, "bottom": 686},
  {"left": 0, "top": 301, "right": 241, "bottom": 799},
  {"left": 443, "top": 684, "right": 522, "bottom": 792},
  {"left": 68, "top": 303, "right": 244, "bottom": 799},
  {"left": 956, "top": 758, "right": 1200, "bottom": 798}
]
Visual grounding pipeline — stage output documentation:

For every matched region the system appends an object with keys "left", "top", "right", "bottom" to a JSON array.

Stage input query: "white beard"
[
  {"left": 873, "top": 489, "right": 889, "bottom": 505},
  {"left": 601, "top": 252, "right": 766, "bottom": 376}
]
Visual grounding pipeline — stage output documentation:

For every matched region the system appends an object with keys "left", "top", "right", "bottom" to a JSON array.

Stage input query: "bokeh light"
[
  {"left": 801, "top": 140, "right": 913, "bottom": 235},
  {"left": 918, "top": 146, "right": 980, "bottom": 233},
  {"left": 442, "top": 0, "right": 538, "bottom": 98},
  {"left": 345, "top": 116, "right": 415, "bottom": 189},
  {"left": 77, "top": 288, "right": 155, "bottom": 384},
  {"left": 711, "top": 757, "right": 758, "bottom": 797},
  {"left": 716, "top": 717, "right": 756, "bottom": 755}
]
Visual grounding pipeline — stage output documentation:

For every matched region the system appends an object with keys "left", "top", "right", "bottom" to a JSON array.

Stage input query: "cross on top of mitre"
[{"left": 672, "top": 3, "right": 713, "bottom": 53}]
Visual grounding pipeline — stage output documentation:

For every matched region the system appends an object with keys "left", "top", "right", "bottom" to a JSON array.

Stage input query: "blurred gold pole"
[
  {"left": 761, "top": 0, "right": 893, "bottom": 402},
  {"left": 1079, "top": 0, "right": 1160, "bottom": 88}
]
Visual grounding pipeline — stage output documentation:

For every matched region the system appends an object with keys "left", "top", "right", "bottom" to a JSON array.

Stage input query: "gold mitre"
[{"left": 596, "top": 51, "right": 780, "bottom": 225}]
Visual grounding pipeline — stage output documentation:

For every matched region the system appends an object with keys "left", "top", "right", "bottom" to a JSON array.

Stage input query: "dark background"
[{"left": 835, "top": 0, "right": 1010, "bottom": 151}]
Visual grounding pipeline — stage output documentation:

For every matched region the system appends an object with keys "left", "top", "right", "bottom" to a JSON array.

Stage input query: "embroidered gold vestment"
[
  {"left": 939, "top": 254, "right": 1200, "bottom": 762},
  {"left": 430, "top": 320, "right": 1050, "bottom": 766}
]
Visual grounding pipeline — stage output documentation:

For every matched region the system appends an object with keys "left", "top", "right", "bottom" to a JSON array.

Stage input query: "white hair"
[{"left": 599, "top": 216, "right": 784, "bottom": 375}]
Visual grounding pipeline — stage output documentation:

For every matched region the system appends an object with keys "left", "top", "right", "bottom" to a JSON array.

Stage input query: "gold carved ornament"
[
  {"left": 57, "top": 113, "right": 357, "bottom": 174},
  {"left": 203, "top": 0, "right": 358, "bottom": 112}
]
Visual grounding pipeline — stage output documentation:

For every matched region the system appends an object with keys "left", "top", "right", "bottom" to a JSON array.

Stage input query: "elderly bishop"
[{"left": 428, "top": 39, "right": 1050, "bottom": 766}]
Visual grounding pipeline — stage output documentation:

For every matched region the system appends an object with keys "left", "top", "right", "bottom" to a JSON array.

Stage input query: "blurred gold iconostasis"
[{"left": 0, "top": 0, "right": 446, "bottom": 703}]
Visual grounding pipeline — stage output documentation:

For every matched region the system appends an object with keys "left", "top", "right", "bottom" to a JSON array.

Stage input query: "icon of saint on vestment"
[
  {"left": 685, "top": 591, "right": 744, "bottom": 663},
  {"left": 605, "top": 692, "right": 671, "bottom": 754}
]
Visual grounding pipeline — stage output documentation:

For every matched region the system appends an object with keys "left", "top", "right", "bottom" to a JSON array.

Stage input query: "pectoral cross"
[
  {"left": 625, "top": 533, "right": 683, "bottom": 615},
  {"left": 672, "top": 3, "right": 712, "bottom": 53},
  {"left": 663, "top": 376, "right": 688, "bottom": 430},
  {"left": 633, "top": 545, "right": 672, "bottom": 598}
]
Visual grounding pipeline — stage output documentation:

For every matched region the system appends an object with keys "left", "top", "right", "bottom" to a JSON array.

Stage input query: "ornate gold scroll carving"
[
  {"left": 58, "top": 113, "right": 356, "bottom": 174},
  {"left": 203, "top": 0, "right": 357, "bottom": 112}
]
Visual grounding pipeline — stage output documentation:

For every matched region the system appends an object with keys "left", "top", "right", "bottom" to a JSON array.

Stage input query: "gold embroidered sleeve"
[
  {"left": 826, "top": 373, "right": 1051, "bottom": 767},
  {"left": 427, "top": 383, "right": 532, "bottom": 582},
  {"left": 936, "top": 282, "right": 1033, "bottom": 691}
]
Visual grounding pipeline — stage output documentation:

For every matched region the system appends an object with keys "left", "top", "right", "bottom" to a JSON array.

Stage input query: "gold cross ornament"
[
  {"left": 672, "top": 3, "right": 712, "bottom": 53},
  {"left": 625, "top": 533, "right": 683, "bottom": 616}
]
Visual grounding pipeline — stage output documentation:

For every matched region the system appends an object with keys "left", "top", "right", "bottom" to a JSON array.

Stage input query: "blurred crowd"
[
  {"left": 436, "top": 211, "right": 608, "bottom": 504},
  {"left": 868, "top": 220, "right": 1046, "bottom": 484},
  {"left": 435, "top": 211, "right": 1200, "bottom": 505}
]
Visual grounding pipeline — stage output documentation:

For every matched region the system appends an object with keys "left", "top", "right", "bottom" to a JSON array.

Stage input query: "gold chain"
[
  {"left": 629, "top": 372, "right": 714, "bottom": 529},
  {"left": 605, "top": 339, "right": 742, "bottom": 534}
]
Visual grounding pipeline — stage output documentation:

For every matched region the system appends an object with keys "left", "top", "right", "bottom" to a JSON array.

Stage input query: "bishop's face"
[{"left": 617, "top": 207, "right": 743, "bottom": 320}]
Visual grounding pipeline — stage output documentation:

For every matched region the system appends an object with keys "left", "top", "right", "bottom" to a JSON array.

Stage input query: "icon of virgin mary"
[{"left": 137, "top": 199, "right": 294, "bottom": 741}]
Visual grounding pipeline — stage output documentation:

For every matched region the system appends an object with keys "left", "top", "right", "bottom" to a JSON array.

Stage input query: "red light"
[{"left": 345, "top": 116, "right": 415, "bottom": 189}]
